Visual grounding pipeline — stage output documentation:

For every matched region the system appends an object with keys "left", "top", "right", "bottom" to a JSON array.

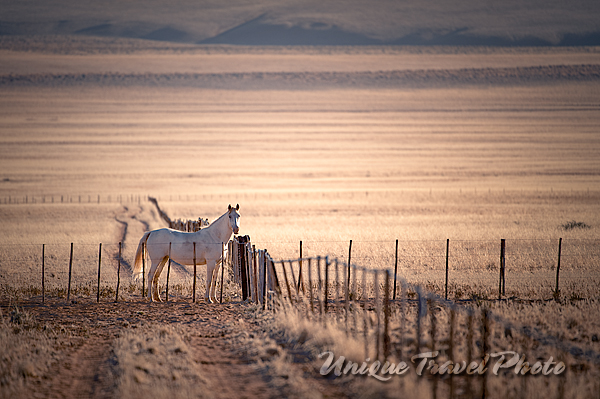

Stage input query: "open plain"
[{"left": 1, "top": 34, "right": 600, "bottom": 398}]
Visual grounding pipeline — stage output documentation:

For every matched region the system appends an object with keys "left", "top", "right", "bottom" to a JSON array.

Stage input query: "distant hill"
[{"left": 1, "top": 0, "right": 600, "bottom": 46}]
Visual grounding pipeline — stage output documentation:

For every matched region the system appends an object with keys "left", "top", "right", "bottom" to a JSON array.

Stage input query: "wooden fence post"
[
  {"left": 383, "top": 269, "right": 391, "bottom": 360},
  {"left": 288, "top": 260, "right": 298, "bottom": 299},
  {"left": 41, "top": 244, "right": 45, "bottom": 304},
  {"left": 142, "top": 242, "right": 145, "bottom": 297},
  {"left": 97, "top": 243, "right": 102, "bottom": 303},
  {"left": 429, "top": 299, "right": 438, "bottom": 398},
  {"left": 268, "top": 258, "right": 281, "bottom": 301},
  {"left": 263, "top": 251, "right": 268, "bottom": 310},
  {"left": 555, "top": 237, "right": 563, "bottom": 296},
  {"left": 343, "top": 258, "right": 348, "bottom": 332},
  {"left": 449, "top": 307, "right": 456, "bottom": 398},
  {"left": 252, "top": 246, "right": 258, "bottom": 303},
  {"left": 193, "top": 242, "right": 197, "bottom": 303},
  {"left": 347, "top": 240, "right": 352, "bottom": 288},
  {"left": 362, "top": 268, "right": 368, "bottom": 360},
  {"left": 317, "top": 256, "right": 323, "bottom": 316},
  {"left": 415, "top": 285, "right": 422, "bottom": 355},
  {"left": 352, "top": 261, "right": 357, "bottom": 332},
  {"left": 499, "top": 239, "right": 506, "bottom": 299},
  {"left": 280, "top": 261, "right": 293, "bottom": 304},
  {"left": 308, "top": 258, "right": 314, "bottom": 314},
  {"left": 67, "top": 243, "right": 73, "bottom": 302},
  {"left": 393, "top": 239, "right": 398, "bottom": 300},
  {"left": 398, "top": 280, "right": 405, "bottom": 359},
  {"left": 220, "top": 242, "right": 225, "bottom": 304},
  {"left": 374, "top": 270, "right": 381, "bottom": 360},
  {"left": 334, "top": 259, "right": 340, "bottom": 305},
  {"left": 324, "top": 257, "right": 329, "bottom": 313},
  {"left": 297, "top": 241, "right": 303, "bottom": 292},
  {"left": 445, "top": 238, "right": 450, "bottom": 300},
  {"left": 115, "top": 242, "right": 121, "bottom": 302},
  {"left": 482, "top": 308, "right": 490, "bottom": 399},
  {"left": 166, "top": 242, "right": 171, "bottom": 301},
  {"left": 239, "top": 239, "right": 248, "bottom": 300}
]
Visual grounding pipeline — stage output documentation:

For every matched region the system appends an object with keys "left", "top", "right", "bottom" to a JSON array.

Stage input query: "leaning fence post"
[
  {"left": 67, "top": 243, "right": 73, "bottom": 302},
  {"left": 555, "top": 237, "right": 563, "bottom": 296},
  {"left": 193, "top": 242, "right": 197, "bottom": 303},
  {"left": 445, "top": 238, "right": 450, "bottom": 300},
  {"left": 297, "top": 241, "right": 303, "bottom": 291},
  {"left": 288, "top": 260, "right": 298, "bottom": 299},
  {"left": 499, "top": 239, "right": 506, "bottom": 299},
  {"left": 97, "top": 243, "right": 102, "bottom": 303},
  {"left": 115, "top": 242, "right": 122, "bottom": 302},
  {"left": 280, "top": 261, "right": 293, "bottom": 304},
  {"left": 393, "top": 239, "right": 398, "bottom": 300},
  {"left": 166, "top": 242, "right": 171, "bottom": 301},
  {"left": 41, "top": 244, "right": 45, "bottom": 304}
]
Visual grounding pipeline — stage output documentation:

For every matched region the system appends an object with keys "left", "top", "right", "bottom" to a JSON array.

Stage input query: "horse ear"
[
  {"left": 228, "top": 204, "right": 232, "bottom": 211},
  {"left": 236, "top": 204, "right": 239, "bottom": 210}
]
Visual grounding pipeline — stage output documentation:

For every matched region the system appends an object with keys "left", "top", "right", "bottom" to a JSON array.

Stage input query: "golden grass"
[
  {"left": 1, "top": 45, "right": 599, "bottom": 396},
  {"left": 111, "top": 324, "right": 211, "bottom": 399},
  {"left": 0, "top": 307, "right": 60, "bottom": 397}
]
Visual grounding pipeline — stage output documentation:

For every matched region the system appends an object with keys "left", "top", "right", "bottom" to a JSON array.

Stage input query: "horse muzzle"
[{"left": 233, "top": 226, "right": 239, "bottom": 234}]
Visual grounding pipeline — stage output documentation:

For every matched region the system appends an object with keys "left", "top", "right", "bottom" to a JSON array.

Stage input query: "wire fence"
[
  {"left": 0, "top": 238, "right": 599, "bottom": 302},
  {"left": 1, "top": 237, "right": 599, "bottom": 397},
  {"left": 0, "top": 194, "right": 146, "bottom": 205},
  {"left": 268, "top": 256, "right": 600, "bottom": 398}
]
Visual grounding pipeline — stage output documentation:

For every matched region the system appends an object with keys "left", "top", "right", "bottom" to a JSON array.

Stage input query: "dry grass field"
[{"left": 1, "top": 35, "right": 600, "bottom": 398}]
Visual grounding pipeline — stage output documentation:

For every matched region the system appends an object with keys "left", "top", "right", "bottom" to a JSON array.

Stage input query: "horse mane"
[{"left": 208, "top": 209, "right": 229, "bottom": 227}]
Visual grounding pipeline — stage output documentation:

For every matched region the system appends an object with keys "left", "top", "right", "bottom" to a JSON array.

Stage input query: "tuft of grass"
[{"left": 562, "top": 220, "right": 591, "bottom": 230}]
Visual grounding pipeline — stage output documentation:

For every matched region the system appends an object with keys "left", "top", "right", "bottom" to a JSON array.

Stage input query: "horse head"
[{"left": 228, "top": 204, "right": 240, "bottom": 234}]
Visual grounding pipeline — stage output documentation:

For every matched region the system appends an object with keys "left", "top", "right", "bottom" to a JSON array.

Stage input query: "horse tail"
[{"left": 133, "top": 231, "right": 151, "bottom": 281}]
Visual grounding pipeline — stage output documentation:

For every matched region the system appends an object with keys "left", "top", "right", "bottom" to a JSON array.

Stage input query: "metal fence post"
[
  {"left": 115, "top": 242, "right": 121, "bottom": 302},
  {"left": 67, "top": 243, "right": 73, "bottom": 302},
  {"left": 97, "top": 243, "right": 102, "bottom": 303},
  {"left": 555, "top": 237, "right": 563, "bottom": 296},
  {"left": 41, "top": 244, "right": 45, "bottom": 303}
]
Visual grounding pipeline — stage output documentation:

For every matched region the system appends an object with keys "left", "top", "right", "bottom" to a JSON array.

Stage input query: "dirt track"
[{"left": 4, "top": 298, "right": 292, "bottom": 399}]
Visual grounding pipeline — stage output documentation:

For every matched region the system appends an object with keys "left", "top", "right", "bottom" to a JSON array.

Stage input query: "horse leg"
[
  {"left": 206, "top": 260, "right": 216, "bottom": 303},
  {"left": 209, "top": 260, "right": 221, "bottom": 303},
  {"left": 147, "top": 257, "right": 161, "bottom": 300},
  {"left": 152, "top": 256, "right": 169, "bottom": 302}
]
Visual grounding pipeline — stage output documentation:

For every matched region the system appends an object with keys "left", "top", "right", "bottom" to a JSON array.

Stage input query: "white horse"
[{"left": 133, "top": 204, "right": 240, "bottom": 302}]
